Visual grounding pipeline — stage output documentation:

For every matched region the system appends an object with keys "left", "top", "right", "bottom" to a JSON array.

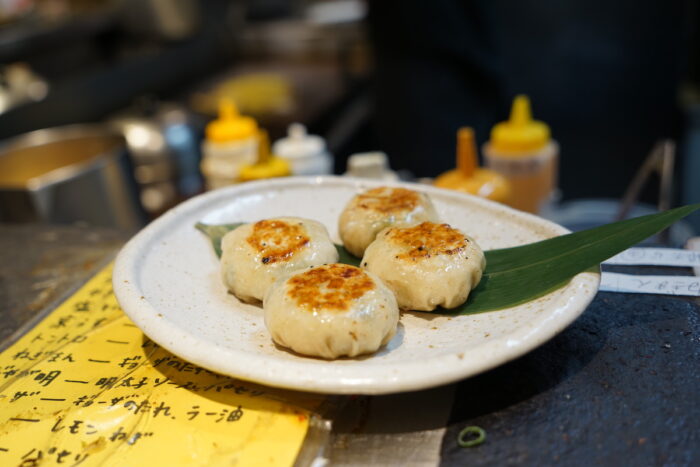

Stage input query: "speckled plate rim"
[{"left": 113, "top": 176, "right": 600, "bottom": 395}]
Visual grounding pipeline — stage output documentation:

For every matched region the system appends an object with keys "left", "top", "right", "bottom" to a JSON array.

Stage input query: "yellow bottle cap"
[
  {"left": 239, "top": 130, "right": 291, "bottom": 181},
  {"left": 491, "top": 95, "right": 550, "bottom": 153},
  {"left": 434, "top": 127, "right": 510, "bottom": 203},
  {"left": 205, "top": 99, "right": 258, "bottom": 143}
]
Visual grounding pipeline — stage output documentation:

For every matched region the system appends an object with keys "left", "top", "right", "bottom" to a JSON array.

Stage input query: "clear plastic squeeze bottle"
[
  {"left": 200, "top": 99, "right": 259, "bottom": 189},
  {"left": 482, "top": 95, "right": 559, "bottom": 213}
]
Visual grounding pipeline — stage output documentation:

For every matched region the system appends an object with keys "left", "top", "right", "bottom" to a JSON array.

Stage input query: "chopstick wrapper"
[{"left": 0, "top": 264, "right": 324, "bottom": 466}]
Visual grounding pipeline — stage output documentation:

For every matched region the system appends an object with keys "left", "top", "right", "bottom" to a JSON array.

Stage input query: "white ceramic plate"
[{"left": 113, "top": 176, "right": 600, "bottom": 395}]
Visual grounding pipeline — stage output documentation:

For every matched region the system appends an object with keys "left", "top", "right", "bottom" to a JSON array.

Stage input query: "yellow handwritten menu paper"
[{"left": 0, "top": 265, "right": 323, "bottom": 466}]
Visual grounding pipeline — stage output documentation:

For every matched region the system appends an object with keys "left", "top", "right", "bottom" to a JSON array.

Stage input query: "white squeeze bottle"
[
  {"left": 272, "top": 123, "right": 333, "bottom": 176},
  {"left": 200, "top": 99, "right": 259, "bottom": 189}
]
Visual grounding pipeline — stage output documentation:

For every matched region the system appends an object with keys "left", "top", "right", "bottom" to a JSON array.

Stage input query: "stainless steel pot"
[{"left": 0, "top": 125, "right": 146, "bottom": 232}]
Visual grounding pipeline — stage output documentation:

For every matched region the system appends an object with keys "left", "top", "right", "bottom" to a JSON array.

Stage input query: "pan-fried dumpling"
[
  {"left": 263, "top": 264, "right": 399, "bottom": 359},
  {"left": 338, "top": 186, "right": 439, "bottom": 257},
  {"left": 362, "top": 222, "right": 485, "bottom": 311},
  {"left": 221, "top": 217, "right": 338, "bottom": 303}
]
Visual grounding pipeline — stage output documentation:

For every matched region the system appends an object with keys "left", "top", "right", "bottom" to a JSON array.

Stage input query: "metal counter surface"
[{"left": 0, "top": 224, "right": 125, "bottom": 348}]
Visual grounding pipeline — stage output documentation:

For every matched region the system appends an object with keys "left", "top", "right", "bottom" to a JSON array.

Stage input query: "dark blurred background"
[{"left": 0, "top": 0, "right": 699, "bottom": 232}]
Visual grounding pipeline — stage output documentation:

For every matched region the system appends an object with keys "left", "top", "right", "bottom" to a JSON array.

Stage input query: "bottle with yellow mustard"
[
  {"left": 483, "top": 95, "right": 559, "bottom": 213},
  {"left": 239, "top": 130, "right": 291, "bottom": 182},
  {"left": 200, "top": 99, "right": 259, "bottom": 189},
  {"left": 434, "top": 127, "right": 510, "bottom": 204}
]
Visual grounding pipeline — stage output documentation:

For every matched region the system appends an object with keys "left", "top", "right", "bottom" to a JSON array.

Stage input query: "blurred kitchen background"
[{"left": 0, "top": 0, "right": 699, "bottom": 241}]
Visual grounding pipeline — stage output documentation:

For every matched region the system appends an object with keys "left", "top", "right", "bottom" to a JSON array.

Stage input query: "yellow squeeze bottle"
[
  {"left": 434, "top": 127, "right": 510, "bottom": 203},
  {"left": 482, "top": 95, "right": 559, "bottom": 213},
  {"left": 200, "top": 99, "right": 259, "bottom": 189},
  {"left": 239, "top": 130, "right": 291, "bottom": 182}
]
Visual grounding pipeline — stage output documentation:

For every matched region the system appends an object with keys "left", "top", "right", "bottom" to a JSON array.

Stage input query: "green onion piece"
[{"left": 458, "top": 426, "right": 486, "bottom": 448}]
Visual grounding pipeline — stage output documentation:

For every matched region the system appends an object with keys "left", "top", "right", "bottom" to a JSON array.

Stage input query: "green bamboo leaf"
[
  {"left": 196, "top": 203, "right": 699, "bottom": 315},
  {"left": 195, "top": 222, "right": 243, "bottom": 258},
  {"left": 484, "top": 206, "right": 696, "bottom": 273},
  {"left": 451, "top": 203, "right": 700, "bottom": 315},
  {"left": 336, "top": 244, "right": 361, "bottom": 267}
]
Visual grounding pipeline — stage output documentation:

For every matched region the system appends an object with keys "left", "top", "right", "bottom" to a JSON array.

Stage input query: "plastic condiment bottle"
[
  {"left": 200, "top": 99, "right": 259, "bottom": 190},
  {"left": 239, "top": 130, "right": 291, "bottom": 182},
  {"left": 434, "top": 127, "right": 510, "bottom": 203},
  {"left": 482, "top": 95, "right": 559, "bottom": 213},
  {"left": 344, "top": 151, "right": 399, "bottom": 180},
  {"left": 272, "top": 123, "right": 333, "bottom": 176}
]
